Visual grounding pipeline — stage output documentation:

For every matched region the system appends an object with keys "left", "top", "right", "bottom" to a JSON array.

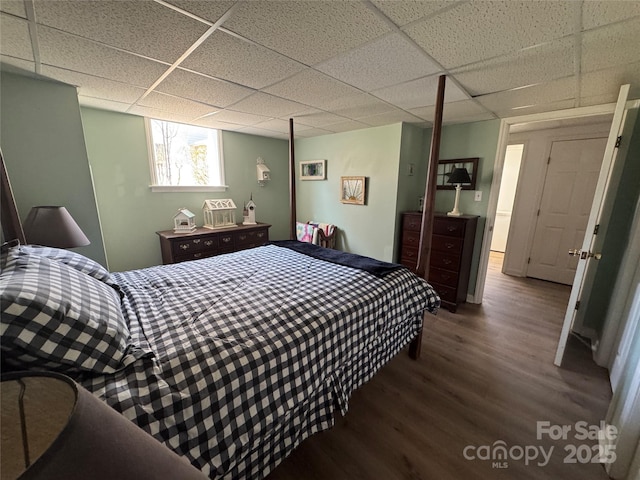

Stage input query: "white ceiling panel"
[
  {"left": 295, "top": 127, "right": 333, "bottom": 138},
  {"left": 475, "top": 77, "right": 577, "bottom": 111},
  {"left": 1, "top": 14, "right": 33, "bottom": 62},
  {"left": 579, "top": 93, "right": 621, "bottom": 107},
  {"left": 582, "top": 0, "right": 640, "bottom": 30},
  {"left": 371, "top": 0, "right": 457, "bottom": 27},
  {"left": 229, "top": 92, "right": 309, "bottom": 118},
  {"left": 0, "top": 54, "right": 35, "bottom": 72},
  {"left": 453, "top": 38, "right": 575, "bottom": 96},
  {"left": 405, "top": 1, "right": 576, "bottom": 69},
  {"left": 292, "top": 111, "right": 349, "bottom": 128},
  {"left": 38, "top": 27, "right": 169, "bottom": 87},
  {"left": 127, "top": 105, "right": 197, "bottom": 124},
  {"left": 254, "top": 118, "right": 312, "bottom": 134},
  {"left": 358, "top": 108, "right": 424, "bottom": 127},
  {"left": 323, "top": 120, "right": 372, "bottom": 133},
  {"left": 33, "top": 0, "right": 208, "bottom": 63},
  {"left": 202, "top": 110, "right": 271, "bottom": 126},
  {"left": 40, "top": 66, "right": 147, "bottom": 103},
  {"left": 137, "top": 92, "right": 217, "bottom": 118},
  {"left": 372, "top": 75, "right": 469, "bottom": 109},
  {"left": 314, "top": 92, "right": 396, "bottom": 118},
  {"left": 0, "top": 1, "right": 26, "bottom": 18},
  {"left": 410, "top": 99, "right": 491, "bottom": 122},
  {"left": 157, "top": 68, "right": 253, "bottom": 109},
  {"left": 580, "top": 62, "right": 640, "bottom": 100},
  {"left": 192, "top": 117, "right": 246, "bottom": 131},
  {"left": 236, "top": 126, "right": 288, "bottom": 139},
  {"left": 316, "top": 33, "right": 440, "bottom": 92},
  {"left": 223, "top": 1, "right": 391, "bottom": 65},
  {"left": 582, "top": 17, "right": 640, "bottom": 73},
  {"left": 79, "top": 96, "right": 132, "bottom": 113},
  {"left": 181, "top": 31, "right": 305, "bottom": 89},
  {"left": 263, "top": 70, "right": 362, "bottom": 109},
  {"left": 493, "top": 98, "right": 577, "bottom": 117},
  {"left": 163, "top": 0, "right": 236, "bottom": 24}
]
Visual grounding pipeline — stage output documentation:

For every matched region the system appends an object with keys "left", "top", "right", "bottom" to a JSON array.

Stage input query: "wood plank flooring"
[{"left": 266, "top": 252, "right": 612, "bottom": 480}]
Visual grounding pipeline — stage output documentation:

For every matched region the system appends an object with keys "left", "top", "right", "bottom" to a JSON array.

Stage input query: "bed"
[{"left": 1, "top": 239, "right": 439, "bottom": 478}]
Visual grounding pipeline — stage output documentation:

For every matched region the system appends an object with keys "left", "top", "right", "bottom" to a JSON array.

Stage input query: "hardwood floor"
[{"left": 267, "top": 251, "right": 612, "bottom": 480}]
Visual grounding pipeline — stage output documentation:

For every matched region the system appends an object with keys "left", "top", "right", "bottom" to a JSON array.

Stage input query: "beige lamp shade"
[
  {"left": 1, "top": 372, "right": 207, "bottom": 480},
  {"left": 23, "top": 206, "right": 90, "bottom": 248}
]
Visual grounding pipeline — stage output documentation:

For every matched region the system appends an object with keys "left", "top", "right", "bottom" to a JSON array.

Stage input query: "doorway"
[{"left": 490, "top": 144, "right": 523, "bottom": 255}]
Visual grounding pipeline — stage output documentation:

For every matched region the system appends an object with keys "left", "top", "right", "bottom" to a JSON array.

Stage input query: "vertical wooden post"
[
  {"left": 0, "top": 149, "right": 26, "bottom": 244},
  {"left": 289, "top": 118, "right": 297, "bottom": 240},
  {"left": 409, "top": 75, "right": 446, "bottom": 360}
]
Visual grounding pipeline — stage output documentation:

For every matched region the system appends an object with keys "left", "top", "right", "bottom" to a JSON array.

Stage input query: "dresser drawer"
[
  {"left": 172, "top": 236, "right": 217, "bottom": 255},
  {"left": 430, "top": 252, "right": 460, "bottom": 272},
  {"left": 402, "top": 214, "right": 422, "bottom": 232},
  {"left": 432, "top": 234, "right": 462, "bottom": 253},
  {"left": 236, "top": 228, "right": 268, "bottom": 246},
  {"left": 401, "top": 246, "right": 419, "bottom": 263},
  {"left": 429, "top": 267, "right": 459, "bottom": 288},
  {"left": 218, "top": 233, "right": 235, "bottom": 248},
  {"left": 174, "top": 250, "right": 216, "bottom": 263},
  {"left": 429, "top": 282, "right": 457, "bottom": 304},
  {"left": 433, "top": 217, "right": 465, "bottom": 237},
  {"left": 402, "top": 230, "right": 420, "bottom": 248}
]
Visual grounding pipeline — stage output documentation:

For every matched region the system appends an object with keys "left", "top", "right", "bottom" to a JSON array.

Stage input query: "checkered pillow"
[
  {"left": 21, "top": 245, "right": 113, "bottom": 283},
  {"left": 0, "top": 247, "right": 129, "bottom": 374}
]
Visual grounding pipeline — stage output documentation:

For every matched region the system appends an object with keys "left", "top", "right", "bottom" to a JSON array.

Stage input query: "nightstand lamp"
[
  {"left": 447, "top": 168, "right": 471, "bottom": 217},
  {"left": 23, "top": 206, "right": 90, "bottom": 248}
]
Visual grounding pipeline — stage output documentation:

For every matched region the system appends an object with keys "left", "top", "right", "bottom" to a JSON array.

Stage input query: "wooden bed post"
[
  {"left": 0, "top": 149, "right": 26, "bottom": 244},
  {"left": 409, "top": 75, "right": 446, "bottom": 360},
  {"left": 289, "top": 118, "right": 297, "bottom": 240}
]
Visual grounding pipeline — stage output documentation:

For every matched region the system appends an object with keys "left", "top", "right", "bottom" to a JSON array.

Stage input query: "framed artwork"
[
  {"left": 340, "top": 176, "right": 366, "bottom": 205},
  {"left": 300, "top": 160, "right": 326, "bottom": 180},
  {"left": 436, "top": 158, "right": 479, "bottom": 190}
]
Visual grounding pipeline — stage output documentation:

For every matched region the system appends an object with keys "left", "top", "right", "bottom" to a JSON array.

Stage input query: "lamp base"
[{"left": 447, "top": 211, "right": 463, "bottom": 217}]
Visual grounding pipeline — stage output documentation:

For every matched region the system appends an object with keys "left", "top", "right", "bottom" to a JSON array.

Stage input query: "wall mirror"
[{"left": 436, "top": 157, "right": 479, "bottom": 190}]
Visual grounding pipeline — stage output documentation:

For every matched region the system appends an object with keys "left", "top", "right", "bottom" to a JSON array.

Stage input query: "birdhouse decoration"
[
  {"left": 243, "top": 195, "right": 257, "bottom": 225},
  {"left": 173, "top": 208, "right": 196, "bottom": 233},
  {"left": 203, "top": 199, "right": 237, "bottom": 229}
]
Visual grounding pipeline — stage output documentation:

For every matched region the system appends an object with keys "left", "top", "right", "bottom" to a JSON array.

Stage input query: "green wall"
[
  {"left": 433, "top": 120, "right": 501, "bottom": 296},
  {"left": 295, "top": 124, "right": 404, "bottom": 261},
  {"left": 81, "top": 107, "right": 289, "bottom": 272},
  {"left": 0, "top": 71, "right": 107, "bottom": 265}
]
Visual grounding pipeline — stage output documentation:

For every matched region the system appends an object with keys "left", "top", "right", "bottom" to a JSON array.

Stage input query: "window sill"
[{"left": 150, "top": 185, "right": 228, "bottom": 193}]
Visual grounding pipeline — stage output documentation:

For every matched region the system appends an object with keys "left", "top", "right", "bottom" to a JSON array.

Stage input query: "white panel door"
[{"left": 527, "top": 137, "right": 607, "bottom": 284}]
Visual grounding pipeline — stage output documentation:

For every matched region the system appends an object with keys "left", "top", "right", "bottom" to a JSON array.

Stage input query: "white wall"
[
  {"left": 491, "top": 144, "right": 523, "bottom": 252},
  {"left": 503, "top": 123, "right": 611, "bottom": 277}
]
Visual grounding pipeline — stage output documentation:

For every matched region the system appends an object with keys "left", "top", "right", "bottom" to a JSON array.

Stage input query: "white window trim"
[{"left": 145, "top": 118, "right": 227, "bottom": 192}]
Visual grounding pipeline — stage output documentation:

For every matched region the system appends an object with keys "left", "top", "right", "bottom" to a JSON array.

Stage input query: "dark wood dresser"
[
  {"left": 157, "top": 223, "right": 270, "bottom": 264},
  {"left": 399, "top": 212, "right": 478, "bottom": 312}
]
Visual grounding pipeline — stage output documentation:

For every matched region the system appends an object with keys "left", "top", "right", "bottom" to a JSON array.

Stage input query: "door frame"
[{"left": 473, "top": 103, "right": 617, "bottom": 305}]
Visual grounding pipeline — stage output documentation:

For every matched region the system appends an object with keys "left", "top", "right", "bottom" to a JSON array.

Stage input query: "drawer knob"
[
  {"left": 447, "top": 226, "right": 456, "bottom": 232},
  {"left": 194, "top": 253, "right": 202, "bottom": 258},
  {"left": 222, "top": 237, "right": 231, "bottom": 243},
  {"left": 193, "top": 239, "right": 201, "bottom": 244},
  {"left": 257, "top": 232, "right": 264, "bottom": 238},
  {"left": 180, "top": 244, "right": 189, "bottom": 250},
  {"left": 446, "top": 243, "right": 455, "bottom": 249},
  {"left": 443, "top": 259, "right": 452, "bottom": 265},
  {"left": 204, "top": 240, "right": 213, "bottom": 246},
  {"left": 239, "top": 234, "right": 246, "bottom": 240}
]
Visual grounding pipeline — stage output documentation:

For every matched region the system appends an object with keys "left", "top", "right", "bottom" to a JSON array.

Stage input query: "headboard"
[{"left": 0, "top": 149, "right": 26, "bottom": 244}]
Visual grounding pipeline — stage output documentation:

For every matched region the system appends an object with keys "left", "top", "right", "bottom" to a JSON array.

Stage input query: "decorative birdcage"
[
  {"left": 202, "top": 199, "right": 237, "bottom": 229},
  {"left": 173, "top": 208, "right": 196, "bottom": 233}
]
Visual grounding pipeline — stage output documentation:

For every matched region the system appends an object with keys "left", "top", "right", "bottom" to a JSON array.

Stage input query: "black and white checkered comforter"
[{"left": 81, "top": 244, "right": 440, "bottom": 479}]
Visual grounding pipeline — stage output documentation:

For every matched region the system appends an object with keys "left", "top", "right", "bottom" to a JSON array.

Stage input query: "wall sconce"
[
  {"left": 446, "top": 168, "right": 471, "bottom": 217},
  {"left": 256, "top": 157, "right": 270, "bottom": 187}
]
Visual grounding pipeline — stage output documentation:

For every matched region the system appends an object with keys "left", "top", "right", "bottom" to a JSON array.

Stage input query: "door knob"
[
  {"left": 588, "top": 252, "right": 602, "bottom": 260},
  {"left": 568, "top": 249, "right": 581, "bottom": 256}
]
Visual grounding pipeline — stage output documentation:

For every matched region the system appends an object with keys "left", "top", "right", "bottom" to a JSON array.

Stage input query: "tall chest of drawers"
[
  {"left": 157, "top": 223, "right": 270, "bottom": 264},
  {"left": 400, "top": 212, "right": 478, "bottom": 312}
]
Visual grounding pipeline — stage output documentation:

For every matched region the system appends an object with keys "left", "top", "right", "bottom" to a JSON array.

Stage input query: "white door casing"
[
  {"left": 527, "top": 137, "right": 607, "bottom": 285},
  {"left": 554, "top": 84, "right": 632, "bottom": 366}
]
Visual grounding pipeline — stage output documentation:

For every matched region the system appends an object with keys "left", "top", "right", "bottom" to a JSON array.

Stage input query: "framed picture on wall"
[
  {"left": 436, "top": 158, "right": 479, "bottom": 190},
  {"left": 300, "top": 160, "right": 326, "bottom": 180},
  {"left": 340, "top": 176, "right": 366, "bottom": 205}
]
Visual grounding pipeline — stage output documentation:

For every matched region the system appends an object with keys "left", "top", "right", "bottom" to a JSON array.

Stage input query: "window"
[{"left": 146, "top": 118, "right": 226, "bottom": 192}]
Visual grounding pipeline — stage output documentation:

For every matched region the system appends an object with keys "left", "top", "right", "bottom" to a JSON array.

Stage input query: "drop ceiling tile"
[
  {"left": 137, "top": 92, "right": 217, "bottom": 118},
  {"left": 371, "top": 0, "right": 456, "bottom": 27},
  {"left": 33, "top": 0, "right": 208, "bottom": 63},
  {"left": 452, "top": 37, "right": 575, "bottom": 96},
  {"left": 78, "top": 96, "right": 131, "bottom": 113},
  {"left": 181, "top": 30, "right": 305, "bottom": 89},
  {"left": 296, "top": 127, "right": 333, "bottom": 138},
  {"left": 223, "top": 1, "right": 391, "bottom": 65},
  {"left": 316, "top": 33, "right": 440, "bottom": 92},
  {"left": 254, "top": 118, "right": 311, "bottom": 134},
  {"left": 202, "top": 110, "right": 271, "bottom": 126},
  {"left": 0, "top": 1, "right": 26, "bottom": 18},
  {"left": 0, "top": 14, "right": 33, "bottom": 61},
  {"left": 41, "top": 66, "right": 147, "bottom": 103},
  {"left": 38, "top": 26, "right": 169, "bottom": 87},
  {"left": 580, "top": 61, "right": 640, "bottom": 99},
  {"left": 404, "top": 1, "right": 576, "bottom": 69},
  {"left": 0, "top": 54, "right": 35, "bottom": 72},
  {"left": 163, "top": 0, "right": 236, "bottom": 24},
  {"left": 358, "top": 108, "right": 424, "bottom": 127},
  {"left": 372, "top": 75, "right": 468, "bottom": 109},
  {"left": 583, "top": 0, "right": 640, "bottom": 30},
  {"left": 441, "top": 113, "right": 497, "bottom": 125},
  {"left": 192, "top": 117, "right": 246, "bottom": 131},
  {"left": 229, "top": 92, "right": 309, "bottom": 118},
  {"left": 236, "top": 126, "right": 287, "bottom": 139},
  {"left": 263, "top": 70, "right": 362, "bottom": 109},
  {"left": 292, "top": 111, "right": 348, "bottom": 128},
  {"left": 475, "top": 77, "right": 577, "bottom": 111},
  {"left": 157, "top": 68, "right": 253, "bottom": 109},
  {"left": 323, "top": 120, "right": 371, "bottom": 133},
  {"left": 315, "top": 92, "right": 395, "bottom": 118},
  {"left": 582, "top": 17, "right": 640, "bottom": 73},
  {"left": 127, "top": 105, "right": 196, "bottom": 124},
  {"left": 493, "top": 98, "right": 576, "bottom": 118},
  {"left": 409, "top": 99, "right": 490, "bottom": 122},
  {"left": 579, "top": 93, "right": 620, "bottom": 107}
]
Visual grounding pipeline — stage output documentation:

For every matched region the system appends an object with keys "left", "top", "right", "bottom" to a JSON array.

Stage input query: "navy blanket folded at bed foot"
[{"left": 269, "top": 240, "right": 407, "bottom": 278}]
